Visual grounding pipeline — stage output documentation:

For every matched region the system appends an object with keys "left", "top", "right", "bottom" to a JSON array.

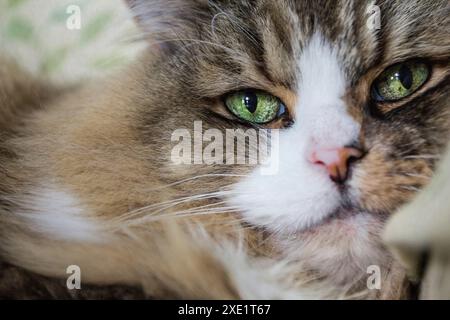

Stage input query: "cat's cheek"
[{"left": 347, "top": 144, "right": 431, "bottom": 214}]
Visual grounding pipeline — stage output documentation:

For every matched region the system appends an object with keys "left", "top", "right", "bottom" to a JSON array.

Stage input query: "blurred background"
[{"left": 0, "top": 0, "right": 144, "bottom": 82}]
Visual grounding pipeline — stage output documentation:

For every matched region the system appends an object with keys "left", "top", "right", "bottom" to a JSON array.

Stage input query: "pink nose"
[{"left": 309, "top": 147, "right": 363, "bottom": 183}]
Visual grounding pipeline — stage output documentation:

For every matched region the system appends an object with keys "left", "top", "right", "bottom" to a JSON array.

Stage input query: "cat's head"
[{"left": 126, "top": 0, "right": 450, "bottom": 284}]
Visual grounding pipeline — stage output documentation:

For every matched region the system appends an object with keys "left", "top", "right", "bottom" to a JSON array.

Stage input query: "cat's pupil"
[
  {"left": 244, "top": 92, "right": 258, "bottom": 113},
  {"left": 398, "top": 65, "right": 413, "bottom": 90}
]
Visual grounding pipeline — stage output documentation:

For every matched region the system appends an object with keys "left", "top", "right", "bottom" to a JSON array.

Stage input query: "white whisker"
[
  {"left": 399, "top": 185, "right": 421, "bottom": 192},
  {"left": 145, "top": 174, "right": 248, "bottom": 191},
  {"left": 404, "top": 154, "right": 441, "bottom": 160},
  {"left": 110, "top": 205, "right": 242, "bottom": 230}
]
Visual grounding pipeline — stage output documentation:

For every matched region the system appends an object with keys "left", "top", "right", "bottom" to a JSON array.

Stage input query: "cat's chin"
[{"left": 275, "top": 210, "right": 390, "bottom": 285}]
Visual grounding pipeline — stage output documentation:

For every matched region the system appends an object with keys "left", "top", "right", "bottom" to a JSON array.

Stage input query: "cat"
[{"left": 0, "top": 0, "right": 449, "bottom": 299}]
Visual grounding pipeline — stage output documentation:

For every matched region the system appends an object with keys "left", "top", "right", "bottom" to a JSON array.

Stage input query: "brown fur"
[{"left": 0, "top": 0, "right": 449, "bottom": 299}]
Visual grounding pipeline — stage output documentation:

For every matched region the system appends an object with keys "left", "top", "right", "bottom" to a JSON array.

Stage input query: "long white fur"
[
  {"left": 17, "top": 187, "right": 104, "bottom": 243},
  {"left": 211, "top": 242, "right": 338, "bottom": 299}
]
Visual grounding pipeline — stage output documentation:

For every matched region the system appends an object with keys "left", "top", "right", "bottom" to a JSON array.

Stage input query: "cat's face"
[{"left": 129, "top": 0, "right": 449, "bottom": 282}]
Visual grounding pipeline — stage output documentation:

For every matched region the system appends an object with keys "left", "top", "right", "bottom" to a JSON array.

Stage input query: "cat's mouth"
[
  {"left": 301, "top": 205, "right": 389, "bottom": 236},
  {"left": 327, "top": 207, "right": 360, "bottom": 221},
  {"left": 289, "top": 208, "right": 366, "bottom": 237}
]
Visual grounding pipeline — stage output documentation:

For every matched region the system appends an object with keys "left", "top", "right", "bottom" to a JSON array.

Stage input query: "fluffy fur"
[{"left": 0, "top": 0, "right": 449, "bottom": 299}]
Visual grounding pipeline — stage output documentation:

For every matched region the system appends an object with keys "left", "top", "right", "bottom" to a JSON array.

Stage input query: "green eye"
[
  {"left": 225, "top": 90, "right": 285, "bottom": 124},
  {"left": 372, "top": 61, "right": 430, "bottom": 102}
]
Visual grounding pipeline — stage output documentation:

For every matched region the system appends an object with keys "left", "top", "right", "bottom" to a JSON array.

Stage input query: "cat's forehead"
[{"left": 214, "top": 0, "right": 449, "bottom": 87}]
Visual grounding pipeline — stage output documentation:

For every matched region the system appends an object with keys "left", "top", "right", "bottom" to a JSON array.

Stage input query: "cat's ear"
[{"left": 125, "top": 0, "right": 210, "bottom": 51}]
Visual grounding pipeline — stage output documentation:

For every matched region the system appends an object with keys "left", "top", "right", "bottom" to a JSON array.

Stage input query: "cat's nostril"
[{"left": 310, "top": 147, "right": 363, "bottom": 184}]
